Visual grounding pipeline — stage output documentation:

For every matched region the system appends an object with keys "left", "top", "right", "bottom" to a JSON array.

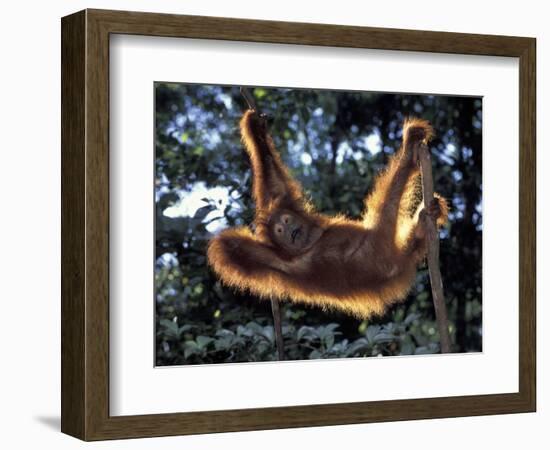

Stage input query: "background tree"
[{"left": 155, "top": 84, "right": 482, "bottom": 365}]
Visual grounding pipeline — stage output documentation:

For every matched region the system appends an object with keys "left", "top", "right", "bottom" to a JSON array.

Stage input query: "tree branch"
[
  {"left": 240, "top": 87, "right": 258, "bottom": 110},
  {"left": 270, "top": 296, "right": 285, "bottom": 360},
  {"left": 418, "top": 143, "right": 452, "bottom": 353}
]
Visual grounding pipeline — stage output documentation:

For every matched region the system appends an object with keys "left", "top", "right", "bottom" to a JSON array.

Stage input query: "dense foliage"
[{"left": 155, "top": 83, "right": 482, "bottom": 365}]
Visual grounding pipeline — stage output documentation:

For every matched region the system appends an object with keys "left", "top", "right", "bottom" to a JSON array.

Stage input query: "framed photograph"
[{"left": 61, "top": 9, "right": 536, "bottom": 441}]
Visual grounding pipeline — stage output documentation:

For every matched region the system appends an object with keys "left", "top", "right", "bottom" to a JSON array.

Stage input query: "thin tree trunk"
[
  {"left": 270, "top": 296, "right": 285, "bottom": 360},
  {"left": 240, "top": 86, "right": 257, "bottom": 110},
  {"left": 418, "top": 143, "right": 452, "bottom": 353}
]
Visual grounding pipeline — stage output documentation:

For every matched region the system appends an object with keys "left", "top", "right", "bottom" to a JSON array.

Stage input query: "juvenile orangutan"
[{"left": 207, "top": 110, "right": 448, "bottom": 319}]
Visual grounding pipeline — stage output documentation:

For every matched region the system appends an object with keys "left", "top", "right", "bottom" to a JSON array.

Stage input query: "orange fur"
[{"left": 207, "top": 111, "right": 448, "bottom": 319}]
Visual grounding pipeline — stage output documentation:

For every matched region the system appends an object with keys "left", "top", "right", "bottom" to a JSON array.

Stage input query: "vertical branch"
[
  {"left": 270, "top": 296, "right": 285, "bottom": 360},
  {"left": 240, "top": 86, "right": 258, "bottom": 110},
  {"left": 240, "top": 86, "right": 285, "bottom": 360},
  {"left": 418, "top": 143, "right": 452, "bottom": 354}
]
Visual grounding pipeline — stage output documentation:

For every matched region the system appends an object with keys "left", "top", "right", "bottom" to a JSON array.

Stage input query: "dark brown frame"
[{"left": 61, "top": 9, "right": 536, "bottom": 441}]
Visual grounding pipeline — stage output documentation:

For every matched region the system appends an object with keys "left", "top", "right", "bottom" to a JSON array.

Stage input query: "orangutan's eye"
[{"left": 276, "top": 227, "right": 283, "bottom": 234}]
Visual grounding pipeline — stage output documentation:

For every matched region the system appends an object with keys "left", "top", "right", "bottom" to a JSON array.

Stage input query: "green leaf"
[
  {"left": 183, "top": 341, "right": 200, "bottom": 359},
  {"left": 404, "top": 313, "right": 421, "bottom": 326},
  {"left": 245, "top": 322, "right": 264, "bottom": 335},
  {"left": 260, "top": 327, "right": 274, "bottom": 343},
  {"left": 254, "top": 88, "right": 267, "bottom": 99},
  {"left": 400, "top": 340, "right": 415, "bottom": 356},
  {"left": 178, "top": 324, "right": 193, "bottom": 334},
  {"left": 374, "top": 332, "right": 394, "bottom": 343},
  {"left": 214, "top": 337, "right": 233, "bottom": 351},
  {"left": 309, "top": 350, "right": 322, "bottom": 360},
  {"left": 159, "top": 319, "right": 180, "bottom": 338},
  {"left": 414, "top": 344, "right": 439, "bottom": 355},
  {"left": 192, "top": 146, "right": 204, "bottom": 156},
  {"left": 185, "top": 340, "right": 199, "bottom": 349},
  {"left": 317, "top": 324, "right": 340, "bottom": 340},
  {"left": 345, "top": 338, "right": 369, "bottom": 356},
  {"left": 297, "top": 326, "right": 314, "bottom": 341},
  {"left": 196, "top": 335, "right": 214, "bottom": 348},
  {"left": 325, "top": 334, "right": 335, "bottom": 350},
  {"left": 366, "top": 325, "right": 381, "bottom": 344}
]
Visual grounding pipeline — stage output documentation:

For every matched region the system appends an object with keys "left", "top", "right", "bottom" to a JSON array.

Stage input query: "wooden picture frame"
[{"left": 61, "top": 8, "right": 536, "bottom": 441}]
